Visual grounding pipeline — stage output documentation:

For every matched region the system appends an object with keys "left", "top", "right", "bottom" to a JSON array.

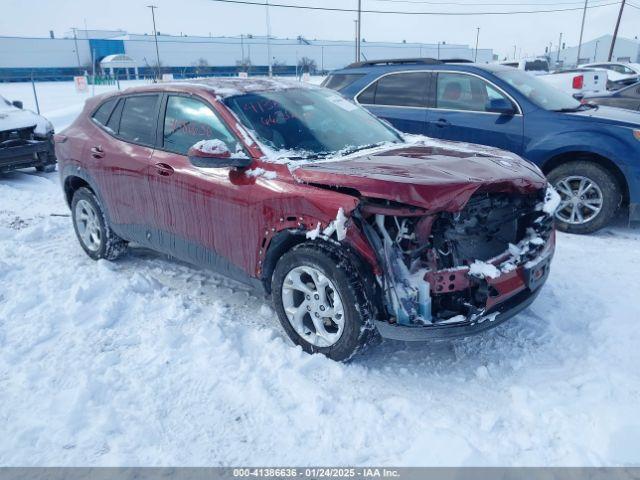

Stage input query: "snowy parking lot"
[{"left": 1, "top": 81, "right": 640, "bottom": 466}]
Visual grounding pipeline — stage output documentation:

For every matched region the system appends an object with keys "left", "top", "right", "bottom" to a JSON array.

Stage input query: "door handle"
[
  {"left": 90, "top": 145, "right": 104, "bottom": 158},
  {"left": 155, "top": 162, "right": 174, "bottom": 177},
  {"left": 434, "top": 118, "right": 450, "bottom": 128}
]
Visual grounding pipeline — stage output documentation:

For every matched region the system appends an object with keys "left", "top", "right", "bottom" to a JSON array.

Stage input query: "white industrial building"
[
  {"left": 0, "top": 29, "right": 494, "bottom": 81},
  {"left": 554, "top": 34, "right": 640, "bottom": 67}
]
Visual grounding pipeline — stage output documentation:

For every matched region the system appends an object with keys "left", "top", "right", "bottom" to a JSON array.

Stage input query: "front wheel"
[
  {"left": 547, "top": 161, "right": 621, "bottom": 234},
  {"left": 271, "top": 241, "right": 378, "bottom": 362}
]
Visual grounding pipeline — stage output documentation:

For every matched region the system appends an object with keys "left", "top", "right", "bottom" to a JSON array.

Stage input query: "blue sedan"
[{"left": 324, "top": 59, "right": 640, "bottom": 234}]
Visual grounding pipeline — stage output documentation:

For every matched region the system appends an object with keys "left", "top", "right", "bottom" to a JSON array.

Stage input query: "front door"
[
  {"left": 357, "top": 71, "right": 430, "bottom": 135},
  {"left": 426, "top": 72, "right": 524, "bottom": 154},
  {"left": 147, "top": 94, "right": 255, "bottom": 277}
]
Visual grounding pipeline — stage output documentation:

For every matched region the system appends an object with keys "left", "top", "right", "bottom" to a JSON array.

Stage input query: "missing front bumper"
[{"left": 373, "top": 283, "right": 544, "bottom": 341}]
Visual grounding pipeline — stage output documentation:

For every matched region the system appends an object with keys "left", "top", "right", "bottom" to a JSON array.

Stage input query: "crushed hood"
[{"left": 291, "top": 144, "right": 547, "bottom": 212}]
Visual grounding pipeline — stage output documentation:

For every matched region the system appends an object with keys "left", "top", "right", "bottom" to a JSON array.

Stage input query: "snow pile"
[
  {"left": 540, "top": 184, "right": 562, "bottom": 215},
  {"left": 2, "top": 169, "right": 640, "bottom": 466},
  {"left": 469, "top": 260, "right": 501, "bottom": 279},
  {"left": 322, "top": 208, "right": 348, "bottom": 241},
  {"left": 191, "top": 139, "right": 230, "bottom": 155},
  {"left": 245, "top": 168, "right": 277, "bottom": 180}
]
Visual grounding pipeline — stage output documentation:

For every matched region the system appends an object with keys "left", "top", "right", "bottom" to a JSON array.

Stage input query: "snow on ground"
[
  {"left": 1, "top": 79, "right": 640, "bottom": 467},
  {"left": 2, "top": 173, "right": 640, "bottom": 467}
]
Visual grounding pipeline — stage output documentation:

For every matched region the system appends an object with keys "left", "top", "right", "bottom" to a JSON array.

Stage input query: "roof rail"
[
  {"left": 440, "top": 58, "right": 474, "bottom": 63},
  {"left": 346, "top": 58, "right": 442, "bottom": 68}
]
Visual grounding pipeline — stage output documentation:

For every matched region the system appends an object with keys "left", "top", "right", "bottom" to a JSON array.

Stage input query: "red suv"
[{"left": 55, "top": 79, "right": 557, "bottom": 361}]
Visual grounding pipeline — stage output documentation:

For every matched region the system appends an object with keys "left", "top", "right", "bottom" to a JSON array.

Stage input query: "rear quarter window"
[
  {"left": 322, "top": 73, "right": 365, "bottom": 91},
  {"left": 92, "top": 98, "right": 117, "bottom": 126}
]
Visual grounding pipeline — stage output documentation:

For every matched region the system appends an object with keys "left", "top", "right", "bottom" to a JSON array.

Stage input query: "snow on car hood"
[
  {"left": 0, "top": 97, "right": 52, "bottom": 136},
  {"left": 291, "top": 139, "right": 547, "bottom": 212}
]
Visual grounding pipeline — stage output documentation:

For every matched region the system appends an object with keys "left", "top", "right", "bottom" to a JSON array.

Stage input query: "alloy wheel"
[
  {"left": 554, "top": 175, "right": 604, "bottom": 225},
  {"left": 74, "top": 199, "right": 102, "bottom": 252},
  {"left": 281, "top": 265, "right": 345, "bottom": 348}
]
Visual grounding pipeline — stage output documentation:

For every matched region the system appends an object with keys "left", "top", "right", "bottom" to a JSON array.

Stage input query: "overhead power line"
[
  {"left": 368, "top": 0, "right": 614, "bottom": 6},
  {"left": 206, "top": 0, "right": 622, "bottom": 15}
]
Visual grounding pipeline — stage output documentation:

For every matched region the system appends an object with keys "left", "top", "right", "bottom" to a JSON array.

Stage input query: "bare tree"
[{"left": 297, "top": 56, "right": 317, "bottom": 74}]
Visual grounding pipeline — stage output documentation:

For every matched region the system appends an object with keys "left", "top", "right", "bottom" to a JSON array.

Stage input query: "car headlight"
[{"left": 634, "top": 129, "right": 640, "bottom": 141}]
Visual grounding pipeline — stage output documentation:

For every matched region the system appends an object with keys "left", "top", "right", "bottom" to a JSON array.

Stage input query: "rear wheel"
[
  {"left": 547, "top": 161, "right": 621, "bottom": 234},
  {"left": 271, "top": 241, "right": 378, "bottom": 362},
  {"left": 71, "top": 187, "right": 127, "bottom": 260}
]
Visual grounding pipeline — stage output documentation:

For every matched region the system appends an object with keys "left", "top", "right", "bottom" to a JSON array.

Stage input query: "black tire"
[
  {"left": 547, "top": 160, "right": 621, "bottom": 234},
  {"left": 71, "top": 187, "right": 127, "bottom": 261},
  {"left": 36, "top": 163, "right": 56, "bottom": 173},
  {"left": 271, "top": 241, "right": 379, "bottom": 362}
]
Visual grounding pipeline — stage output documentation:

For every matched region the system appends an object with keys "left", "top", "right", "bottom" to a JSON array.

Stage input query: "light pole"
[
  {"left": 147, "top": 5, "right": 161, "bottom": 81},
  {"left": 556, "top": 32, "right": 563, "bottom": 65},
  {"left": 576, "top": 0, "right": 588, "bottom": 66},
  {"left": 608, "top": 0, "right": 626, "bottom": 61},
  {"left": 474, "top": 27, "right": 480, "bottom": 62},
  {"left": 71, "top": 27, "right": 81, "bottom": 70},
  {"left": 594, "top": 39, "right": 600, "bottom": 62},
  {"left": 265, "top": 0, "right": 272, "bottom": 77},
  {"left": 356, "top": 0, "right": 362, "bottom": 62},
  {"left": 513, "top": 45, "right": 517, "bottom": 60}
]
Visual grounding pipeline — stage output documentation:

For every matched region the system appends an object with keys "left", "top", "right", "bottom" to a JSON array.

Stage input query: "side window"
[
  {"left": 163, "top": 95, "right": 238, "bottom": 155},
  {"left": 118, "top": 95, "right": 159, "bottom": 146},
  {"left": 92, "top": 98, "right": 117, "bottom": 126},
  {"left": 436, "top": 73, "right": 511, "bottom": 112},
  {"left": 362, "top": 72, "right": 428, "bottom": 107},
  {"left": 106, "top": 99, "right": 124, "bottom": 133}
]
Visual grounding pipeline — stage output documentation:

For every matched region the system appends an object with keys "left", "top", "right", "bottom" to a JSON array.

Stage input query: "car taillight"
[{"left": 572, "top": 75, "right": 584, "bottom": 90}]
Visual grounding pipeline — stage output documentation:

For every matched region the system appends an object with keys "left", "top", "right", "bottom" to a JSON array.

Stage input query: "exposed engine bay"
[{"left": 357, "top": 187, "right": 555, "bottom": 326}]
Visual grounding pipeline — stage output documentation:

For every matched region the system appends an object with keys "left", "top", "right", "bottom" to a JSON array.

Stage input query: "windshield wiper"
[
  {"left": 552, "top": 103, "right": 593, "bottom": 113},
  {"left": 340, "top": 142, "right": 387, "bottom": 156}
]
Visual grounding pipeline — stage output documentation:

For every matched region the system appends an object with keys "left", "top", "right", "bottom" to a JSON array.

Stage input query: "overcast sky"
[{"left": 1, "top": 0, "right": 639, "bottom": 60}]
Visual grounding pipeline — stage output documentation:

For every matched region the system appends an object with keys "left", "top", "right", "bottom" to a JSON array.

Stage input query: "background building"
[
  {"left": 0, "top": 30, "right": 494, "bottom": 81},
  {"left": 553, "top": 34, "right": 640, "bottom": 68}
]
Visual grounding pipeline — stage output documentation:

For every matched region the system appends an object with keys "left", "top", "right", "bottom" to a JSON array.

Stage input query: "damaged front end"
[{"left": 356, "top": 185, "right": 558, "bottom": 340}]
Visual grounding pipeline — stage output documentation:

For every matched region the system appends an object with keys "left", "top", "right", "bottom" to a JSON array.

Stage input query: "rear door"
[
  {"left": 88, "top": 93, "right": 160, "bottom": 234},
  {"left": 356, "top": 71, "right": 430, "bottom": 134},
  {"left": 425, "top": 71, "right": 524, "bottom": 154}
]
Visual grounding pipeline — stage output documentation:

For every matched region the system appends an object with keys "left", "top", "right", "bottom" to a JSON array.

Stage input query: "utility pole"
[
  {"left": 266, "top": 0, "right": 272, "bottom": 77},
  {"left": 608, "top": 0, "right": 626, "bottom": 61},
  {"left": 556, "top": 32, "right": 563, "bottom": 65},
  {"left": 354, "top": 20, "right": 359, "bottom": 62},
  {"left": 356, "top": 0, "right": 362, "bottom": 62},
  {"left": 474, "top": 27, "right": 480, "bottom": 62},
  {"left": 241, "top": 34, "right": 245, "bottom": 63},
  {"left": 71, "top": 27, "right": 81, "bottom": 70},
  {"left": 147, "top": 5, "right": 161, "bottom": 81},
  {"left": 594, "top": 39, "right": 600, "bottom": 61},
  {"left": 513, "top": 44, "right": 517, "bottom": 60},
  {"left": 576, "top": 0, "right": 588, "bottom": 66}
]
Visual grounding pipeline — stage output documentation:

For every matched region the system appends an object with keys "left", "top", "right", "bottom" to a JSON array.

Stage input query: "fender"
[
  {"left": 60, "top": 164, "right": 126, "bottom": 239},
  {"left": 525, "top": 130, "right": 631, "bottom": 170}
]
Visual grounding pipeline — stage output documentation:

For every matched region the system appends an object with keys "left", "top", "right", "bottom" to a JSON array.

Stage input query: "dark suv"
[{"left": 55, "top": 79, "right": 556, "bottom": 361}]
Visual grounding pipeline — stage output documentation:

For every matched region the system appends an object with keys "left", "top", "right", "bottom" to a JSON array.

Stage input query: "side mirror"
[
  {"left": 12, "top": 100, "right": 23, "bottom": 109},
  {"left": 187, "top": 140, "right": 251, "bottom": 168},
  {"left": 486, "top": 98, "right": 515, "bottom": 115}
]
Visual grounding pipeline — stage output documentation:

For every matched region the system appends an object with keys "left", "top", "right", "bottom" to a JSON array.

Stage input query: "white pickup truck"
[
  {"left": 499, "top": 60, "right": 608, "bottom": 97},
  {"left": 540, "top": 68, "right": 608, "bottom": 97}
]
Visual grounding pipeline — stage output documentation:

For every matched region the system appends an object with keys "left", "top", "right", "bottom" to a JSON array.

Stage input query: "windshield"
[
  {"left": 224, "top": 87, "right": 402, "bottom": 158},
  {"left": 495, "top": 69, "right": 581, "bottom": 111}
]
